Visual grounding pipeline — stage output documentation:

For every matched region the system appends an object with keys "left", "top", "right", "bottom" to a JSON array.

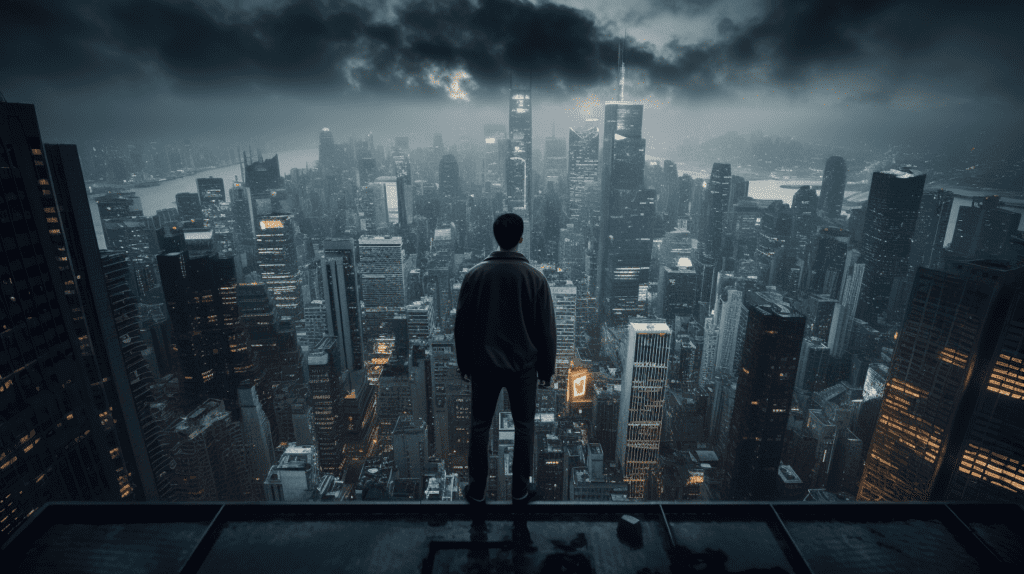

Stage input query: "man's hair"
[{"left": 493, "top": 213, "right": 524, "bottom": 250}]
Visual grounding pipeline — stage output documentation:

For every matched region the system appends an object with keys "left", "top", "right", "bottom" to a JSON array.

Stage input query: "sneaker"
[
  {"left": 463, "top": 484, "right": 486, "bottom": 506},
  {"left": 511, "top": 486, "right": 540, "bottom": 507}
]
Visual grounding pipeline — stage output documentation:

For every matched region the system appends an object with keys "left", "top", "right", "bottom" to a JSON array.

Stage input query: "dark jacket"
[{"left": 454, "top": 251, "right": 557, "bottom": 381}]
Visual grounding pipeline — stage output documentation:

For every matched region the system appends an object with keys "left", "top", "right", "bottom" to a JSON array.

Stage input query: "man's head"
[{"left": 493, "top": 213, "right": 524, "bottom": 251}]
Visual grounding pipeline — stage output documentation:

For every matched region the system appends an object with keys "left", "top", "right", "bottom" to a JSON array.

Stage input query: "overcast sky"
[{"left": 3, "top": 0, "right": 1021, "bottom": 155}]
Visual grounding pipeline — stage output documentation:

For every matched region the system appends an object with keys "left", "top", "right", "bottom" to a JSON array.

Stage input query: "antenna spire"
[{"left": 618, "top": 40, "right": 626, "bottom": 101}]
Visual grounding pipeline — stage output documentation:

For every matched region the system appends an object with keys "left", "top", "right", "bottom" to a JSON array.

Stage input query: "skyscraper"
[
  {"left": 551, "top": 280, "right": 578, "bottom": 387},
  {"left": 306, "top": 338, "right": 344, "bottom": 477},
  {"left": 358, "top": 235, "right": 406, "bottom": 350},
  {"left": 857, "top": 261, "right": 1024, "bottom": 501},
  {"left": 597, "top": 87, "right": 647, "bottom": 323},
  {"left": 909, "top": 189, "right": 953, "bottom": 270},
  {"left": 256, "top": 214, "right": 302, "bottom": 322},
  {"left": 616, "top": 320, "right": 671, "bottom": 499},
  {"left": 828, "top": 249, "right": 865, "bottom": 358},
  {"left": 950, "top": 195, "right": 1022, "bottom": 261},
  {"left": 1, "top": 103, "right": 135, "bottom": 542},
  {"left": 321, "top": 239, "right": 364, "bottom": 374},
  {"left": 723, "top": 303, "right": 805, "bottom": 500},
  {"left": 700, "top": 163, "right": 732, "bottom": 268},
  {"left": 507, "top": 84, "right": 532, "bottom": 211},
  {"left": 170, "top": 399, "right": 248, "bottom": 501},
  {"left": 318, "top": 127, "right": 336, "bottom": 173},
  {"left": 158, "top": 250, "right": 256, "bottom": 415},
  {"left": 855, "top": 168, "right": 927, "bottom": 326},
  {"left": 820, "top": 156, "right": 847, "bottom": 219},
  {"left": 483, "top": 124, "right": 507, "bottom": 198},
  {"left": 196, "top": 177, "right": 226, "bottom": 204}
]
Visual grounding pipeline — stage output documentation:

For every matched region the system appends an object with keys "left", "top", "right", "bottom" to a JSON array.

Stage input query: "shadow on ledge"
[{"left": 2, "top": 501, "right": 1020, "bottom": 573}]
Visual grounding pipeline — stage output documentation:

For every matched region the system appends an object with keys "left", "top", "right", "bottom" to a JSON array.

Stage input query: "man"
[{"left": 455, "top": 213, "right": 556, "bottom": 507}]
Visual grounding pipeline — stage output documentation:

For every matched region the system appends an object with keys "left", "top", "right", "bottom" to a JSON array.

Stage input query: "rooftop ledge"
[{"left": 3, "top": 501, "right": 1021, "bottom": 573}]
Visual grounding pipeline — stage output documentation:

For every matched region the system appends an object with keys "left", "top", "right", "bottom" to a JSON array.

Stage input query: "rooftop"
[{"left": 3, "top": 502, "right": 1019, "bottom": 573}]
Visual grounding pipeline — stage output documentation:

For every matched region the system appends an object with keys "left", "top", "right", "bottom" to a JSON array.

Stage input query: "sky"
[{"left": 2, "top": 0, "right": 1022, "bottom": 155}]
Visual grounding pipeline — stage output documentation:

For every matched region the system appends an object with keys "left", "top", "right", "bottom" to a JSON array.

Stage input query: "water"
[{"left": 89, "top": 149, "right": 317, "bottom": 248}]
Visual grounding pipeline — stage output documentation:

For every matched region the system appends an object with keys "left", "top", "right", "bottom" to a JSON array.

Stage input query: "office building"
[
  {"left": 616, "top": 321, "right": 671, "bottom": 499},
  {"left": 483, "top": 124, "right": 507, "bottom": 197},
  {"left": 950, "top": 195, "right": 1022, "bottom": 261},
  {"left": 856, "top": 168, "right": 927, "bottom": 326},
  {"left": 820, "top": 156, "right": 847, "bottom": 219},
  {"left": 507, "top": 84, "right": 532, "bottom": 211},
  {"left": 568, "top": 125, "right": 600, "bottom": 223},
  {"left": 321, "top": 239, "right": 364, "bottom": 373},
  {"left": 158, "top": 250, "right": 257, "bottom": 415},
  {"left": 858, "top": 261, "right": 1024, "bottom": 501},
  {"left": 170, "top": 399, "right": 249, "bottom": 501},
  {"left": 828, "top": 249, "right": 865, "bottom": 358},
  {"left": 358, "top": 235, "right": 406, "bottom": 350},
  {"left": 197, "top": 177, "right": 226, "bottom": 204},
  {"left": 755, "top": 201, "right": 792, "bottom": 286},
  {"left": 238, "top": 383, "right": 274, "bottom": 501},
  {"left": 909, "top": 189, "right": 954, "bottom": 270},
  {"left": 256, "top": 214, "right": 302, "bottom": 322},
  {"left": 723, "top": 303, "right": 805, "bottom": 500},
  {"left": 306, "top": 338, "right": 344, "bottom": 477},
  {"left": 393, "top": 415, "right": 428, "bottom": 481},
  {"left": 552, "top": 281, "right": 578, "bottom": 387},
  {"left": 264, "top": 444, "right": 321, "bottom": 502},
  {"left": 808, "top": 227, "right": 850, "bottom": 298},
  {"left": 244, "top": 154, "right": 283, "bottom": 196},
  {"left": 700, "top": 163, "right": 732, "bottom": 269},
  {"left": 1, "top": 102, "right": 147, "bottom": 542}
]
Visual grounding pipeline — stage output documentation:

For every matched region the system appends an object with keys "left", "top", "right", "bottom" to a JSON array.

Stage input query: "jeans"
[{"left": 468, "top": 368, "right": 537, "bottom": 499}]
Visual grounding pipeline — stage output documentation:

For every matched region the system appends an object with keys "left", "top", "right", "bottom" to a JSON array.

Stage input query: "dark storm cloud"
[{"left": 1, "top": 0, "right": 1020, "bottom": 105}]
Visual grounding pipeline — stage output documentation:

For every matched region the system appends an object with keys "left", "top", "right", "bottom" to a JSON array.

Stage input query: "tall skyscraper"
[
  {"left": 568, "top": 125, "right": 599, "bottom": 224},
  {"left": 551, "top": 280, "right": 578, "bottom": 387},
  {"left": 857, "top": 261, "right": 1024, "bottom": 501},
  {"left": 196, "top": 177, "right": 226, "bottom": 204},
  {"left": 855, "top": 168, "right": 927, "bottom": 326},
  {"left": 318, "top": 127, "right": 336, "bottom": 173},
  {"left": 820, "top": 156, "right": 847, "bottom": 219},
  {"left": 158, "top": 250, "right": 257, "bottom": 415},
  {"left": 723, "top": 303, "right": 805, "bottom": 500},
  {"left": 358, "top": 236, "right": 406, "bottom": 349},
  {"left": 170, "top": 399, "right": 248, "bottom": 501},
  {"left": 245, "top": 154, "right": 283, "bottom": 197},
  {"left": 321, "top": 239, "right": 364, "bottom": 374},
  {"left": 1, "top": 103, "right": 136, "bottom": 542},
  {"left": 828, "top": 249, "right": 865, "bottom": 358},
  {"left": 306, "top": 338, "right": 344, "bottom": 477},
  {"left": 755, "top": 201, "right": 793, "bottom": 286},
  {"left": 942, "top": 286, "right": 1024, "bottom": 502},
  {"left": 808, "top": 227, "right": 850, "bottom": 297},
  {"left": 699, "top": 163, "right": 732, "bottom": 269},
  {"left": 483, "top": 124, "right": 507, "bottom": 197},
  {"left": 597, "top": 82, "right": 647, "bottom": 324},
  {"left": 237, "top": 383, "right": 274, "bottom": 501},
  {"left": 616, "top": 320, "right": 671, "bottom": 499},
  {"left": 256, "top": 214, "right": 302, "bottom": 322},
  {"left": 507, "top": 84, "right": 532, "bottom": 211}
]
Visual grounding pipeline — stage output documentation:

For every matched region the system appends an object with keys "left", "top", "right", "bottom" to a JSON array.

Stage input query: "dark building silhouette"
[
  {"left": 306, "top": 338, "right": 344, "bottom": 477},
  {"left": 858, "top": 260, "right": 1024, "bottom": 501},
  {"left": 950, "top": 195, "right": 1021, "bottom": 261},
  {"left": 755, "top": 201, "right": 793, "bottom": 286},
  {"left": 723, "top": 303, "right": 805, "bottom": 500},
  {"left": 318, "top": 127, "right": 336, "bottom": 173},
  {"left": 820, "top": 156, "right": 847, "bottom": 219},
  {"left": 699, "top": 163, "right": 731, "bottom": 270},
  {"left": 157, "top": 250, "right": 257, "bottom": 416},
  {"left": 790, "top": 185, "right": 819, "bottom": 264},
  {"left": 245, "top": 154, "right": 283, "bottom": 196},
  {"left": 855, "top": 168, "right": 926, "bottom": 327},
  {"left": 320, "top": 239, "right": 364, "bottom": 375},
  {"left": 0, "top": 102, "right": 126, "bottom": 543}
]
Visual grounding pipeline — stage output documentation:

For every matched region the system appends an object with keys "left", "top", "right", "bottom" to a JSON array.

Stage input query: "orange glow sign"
[
  {"left": 259, "top": 219, "right": 284, "bottom": 229},
  {"left": 573, "top": 374, "right": 587, "bottom": 398}
]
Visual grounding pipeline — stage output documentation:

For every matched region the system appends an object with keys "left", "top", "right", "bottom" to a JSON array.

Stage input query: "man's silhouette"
[{"left": 455, "top": 213, "right": 556, "bottom": 506}]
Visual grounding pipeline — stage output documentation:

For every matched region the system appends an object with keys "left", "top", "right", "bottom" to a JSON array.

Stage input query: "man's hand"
[
  {"left": 461, "top": 373, "right": 471, "bottom": 383},
  {"left": 538, "top": 377, "right": 552, "bottom": 389}
]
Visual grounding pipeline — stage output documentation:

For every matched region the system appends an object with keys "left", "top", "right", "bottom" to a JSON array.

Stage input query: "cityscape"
[{"left": 1, "top": 0, "right": 1023, "bottom": 561}]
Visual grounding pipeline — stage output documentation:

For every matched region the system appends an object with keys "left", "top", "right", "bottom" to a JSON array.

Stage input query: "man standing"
[{"left": 455, "top": 213, "right": 557, "bottom": 507}]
